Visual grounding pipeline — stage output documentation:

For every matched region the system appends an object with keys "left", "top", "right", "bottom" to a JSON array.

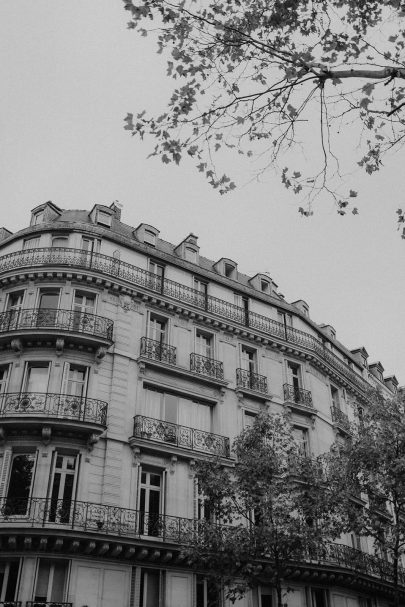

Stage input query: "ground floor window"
[
  {"left": 139, "top": 569, "right": 162, "bottom": 607},
  {"left": 196, "top": 575, "right": 221, "bottom": 607},
  {"left": 0, "top": 560, "right": 20, "bottom": 602},
  {"left": 34, "top": 559, "right": 69, "bottom": 603},
  {"left": 311, "top": 588, "right": 329, "bottom": 607}
]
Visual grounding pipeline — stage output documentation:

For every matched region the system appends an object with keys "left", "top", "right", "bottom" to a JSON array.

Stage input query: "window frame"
[
  {"left": 33, "top": 558, "right": 69, "bottom": 603},
  {"left": 96, "top": 210, "right": 112, "bottom": 228},
  {"left": 22, "top": 361, "right": 51, "bottom": 394}
]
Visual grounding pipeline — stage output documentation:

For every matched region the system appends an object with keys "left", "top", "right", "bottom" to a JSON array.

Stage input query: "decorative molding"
[
  {"left": 86, "top": 433, "right": 99, "bottom": 451},
  {"left": 130, "top": 445, "right": 141, "bottom": 466},
  {"left": 10, "top": 338, "right": 23, "bottom": 355},
  {"left": 169, "top": 455, "right": 177, "bottom": 474},
  {"left": 41, "top": 426, "right": 52, "bottom": 446},
  {"left": 55, "top": 338, "right": 64, "bottom": 356},
  {"left": 95, "top": 346, "right": 107, "bottom": 364}
]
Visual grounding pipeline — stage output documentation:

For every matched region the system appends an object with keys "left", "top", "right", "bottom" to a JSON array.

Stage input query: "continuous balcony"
[
  {"left": 0, "top": 603, "right": 22, "bottom": 607},
  {"left": 331, "top": 405, "right": 351, "bottom": 434},
  {"left": 0, "top": 247, "right": 368, "bottom": 394},
  {"left": 132, "top": 415, "right": 230, "bottom": 458},
  {"left": 190, "top": 353, "right": 224, "bottom": 380},
  {"left": 140, "top": 336, "right": 176, "bottom": 365},
  {"left": 236, "top": 368, "right": 268, "bottom": 395},
  {"left": 0, "top": 392, "right": 108, "bottom": 436},
  {"left": 0, "top": 308, "right": 113, "bottom": 351},
  {"left": 26, "top": 603, "right": 71, "bottom": 607}
]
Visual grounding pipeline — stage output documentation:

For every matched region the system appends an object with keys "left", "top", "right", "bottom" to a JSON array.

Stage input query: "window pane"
[
  {"left": 6, "top": 454, "right": 35, "bottom": 514},
  {"left": 25, "top": 365, "right": 49, "bottom": 392}
]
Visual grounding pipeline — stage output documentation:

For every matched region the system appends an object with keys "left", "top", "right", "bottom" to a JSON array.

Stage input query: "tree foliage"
[
  {"left": 328, "top": 390, "right": 405, "bottom": 607},
  {"left": 184, "top": 413, "right": 343, "bottom": 607},
  {"left": 124, "top": 0, "right": 405, "bottom": 226}
]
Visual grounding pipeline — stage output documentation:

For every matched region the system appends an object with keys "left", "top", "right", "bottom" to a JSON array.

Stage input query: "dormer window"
[
  {"left": 33, "top": 210, "right": 44, "bottom": 225},
  {"left": 185, "top": 246, "right": 197, "bottom": 263},
  {"left": 260, "top": 280, "right": 270, "bottom": 293},
  {"left": 224, "top": 263, "right": 234, "bottom": 278},
  {"left": 144, "top": 229, "right": 156, "bottom": 247},
  {"left": 96, "top": 210, "right": 112, "bottom": 228}
]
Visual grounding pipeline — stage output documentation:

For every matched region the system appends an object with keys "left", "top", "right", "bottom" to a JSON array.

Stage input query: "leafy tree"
[
  {"left": 184, "top": 412, "right": 344, "bottom": 607},
  {"left": 123, "top": 0, "right": 405, "bottom": 226},
  {"left": 329, "top": 390, "right": 405, "bottom": 607}
]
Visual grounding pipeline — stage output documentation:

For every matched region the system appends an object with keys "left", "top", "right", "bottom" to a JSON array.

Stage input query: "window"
[
  {"left": 240, "top": 345, "right": 257, "bottom": 374},
  {"left": 195, "top": 479, "right": 213, "bottom": 522},
  {"left": 149, "top": 260, "right": 164, "bottom": 292},
  {"left": 49, "top": 454, "right": 78, "bottom": 523},
  {"left": 330, "top": 385, "right": 340, "bottom": 410},
  {"left": 277, "top": 311, "right": 293, "bottom": 338},
  {"left": 224, "top": 263, "right": 235, "bottom": 278},
  {"left": 6, "top": 290, "right": 24, "bottom": 328},
  {"left": 139, "top": 569, "right": 162, "bottom": 607},
  {"left": 243, "top": 411, "right": 257, "bottom": 428},
  {"left": 139, "top": 469, "right": 163, "bottom": 536},
  {"left": 96, "top": 210, "right": 112, "bottom": 227},
  {"left": 32, "top": 211, "right": 45, "bottom": 225},
  {"left": 23, "top": 236, "right": 40, "bottom": 249},
  {"left": 143, "top": 388, "right": 212, "bottom": 432},
  {"left": 34, "top": 559, "right": 69, "bottom": 602},
  {"left": 185, "top": 246, "right": 197, "bottom": 263},
  {"left": 293, "top": 426, "right": 309, "bottom": 456},
  {"left": 351, "top": 532, "right": 361, "bottom": 551},
  {"left": 287, "top": 361, "right": 302, "bottom": 391},
  {"left": 23, "top": 362, "right": 50, "bottom": 393},
  {"left": 148, "top": 314, "right": 168, "bottom": 344},
  {"left": 194, "top": 278, "right": 207, "bottom": 296},
  {"left": 311, "top": 588, "right": 329, "bottom": 607},
  {"left": 144, "top": 229, "right": 156, "bottom": 247},
  {"left": 37, "top": 288, "right": 60, "bottom": 326},
  {"left": 0, "top": 365, "right": 10, "bottom": 397},
  {"left": 5, "top": 452, "right": 36, "bottom": 515},
  {"left": 260, "top": 280, "right": 270, "bottom": 294},
  {"left": 195, "top": 330, "right": 213, "bottom": 359},
  {"left": 72, "top": 290, "right": 96, "bottom": 332},
  {"left": 61, "top": 363, "right": 89, "bottom": 397},
  {"left": 196, "top": 576, "right": 221, "bottom": 607},
  {"left": 0, "top": 561, "right": 20, "bottom": 602},
  {"left": 51, "top": 235, "right": 69, "bottom": 248},
  {"left": 81, "top": 236, "right": 101, "bottom": 255},
  {"left": 259, "top": 589, "right": 273, "bottom": 607}
]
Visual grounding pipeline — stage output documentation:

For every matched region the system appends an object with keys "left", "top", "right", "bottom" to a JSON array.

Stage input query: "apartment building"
[{"left": 0, "top": 201, "right": 400, "bottom": 607}]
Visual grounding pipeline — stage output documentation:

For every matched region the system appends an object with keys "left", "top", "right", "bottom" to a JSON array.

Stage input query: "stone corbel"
[
  {"left": 95, "top": 346, "right": 107, "bottom": 364},
  {"left": 10, "top": 338, "right": 23, "bottom": 356},
  {"left": 188, "top": 459, "right": 196, "bottom": 479},
  {"left": 0, "top": 426, "right": 6, "bottom": 445},
  {"left": 138, "top": 360, "right": 147, "bottom": 377},
  {"left": 169, "top": 455, "right": 177, "bottom": 474},
  {"left": 41, "top": 426, "right": 52, "bottom": 446},
  {"left": 310, "top": 414, "right": 316, "bottom": 429},
  {"left": 55, "top": 338, "right": 64, "bottom": 357},
  {"left": 219, "top": 387, "right": 226, "bottom": 404},
  {"left": 236, "top": 390, "right": 244, "bottom": 407},
  {"left": 86, "top": 433, "right": 99, "bottom": 452},
  {"left": 130, "top": 445, "right": 141, "bottom": 466}
]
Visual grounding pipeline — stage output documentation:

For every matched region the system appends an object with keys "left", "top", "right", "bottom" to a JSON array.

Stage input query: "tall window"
[
  {"left": 148, "top": 314, "right": 168, "bottom": 344},
  {"left": 330, "top": 385, "right": 340, "bottom": 410},
  {"left": 139, "top": 469, "right": 163, "bottom": 536},
  {"left": 6, "top": 453, "right": 36, "bottom": 515},
  {"left": 0, "top": 365, "right": 10, "bottom": 397},
  {"left": 195, "top": 330, "right": 213, "bottom": 359},
  {"left": 243, "top": 411, "right": 257, "bottom": 429},
  {"left": 23, "top": 362, "right": 50, "bottom": 393},
  {"left": 241, "top": 346, "right": 257, "bottom": 374},
  {"left": 0, "top": 561, "right": 20, "bottom": 602},
  {"left": 6, "top": 290, "right": 25, "bottom": 328},
  {"left": 196, "top": 576, "right": 221, "bottom": 607},
  {"left": 194, "top": 278, "right": 208, "bottom": 305},
  {"left": 185, "top": 247, "right": 197, "bottom": 263},
  {"left": 23, "top": 236, "right": 40, "bottom": 249},
  {"left": 139, "top": 569, "right": 161, "bottom": 607},
  {"left": 72, "top": 290, "right": 96, "bottom": 332},
  {"left": 61, "top": 363, "right": 88, "bottom": 397},
  {"left": 149, "top": 260, "right": 164, "bottom": 292},
  {"left": 144, "top": 230, "right": 156, "bottom": 247},
  {"left": 287, "top": 361, "right": 302, "bottom": 391},
  {"left": 292, "top": 426, "right": 309, "bottom": 456},
  {"left": 81, "top": 237, "right": 101, "bottom": 266},
  {"left": 48, "top": 454, "right": 78, "bottom": 523},
  {"left": 34, "top": 559, "right": 68, "bottom": 602},
  {"left": 37, "top": 288, "right": 60, "bottom": 326},
  {"left": 311, "top": 588, "right": 329, "bottom": 607}
]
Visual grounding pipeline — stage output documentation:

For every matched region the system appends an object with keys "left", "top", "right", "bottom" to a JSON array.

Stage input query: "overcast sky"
[{"left": 1, "top": 1, "right": 404, "bottom": 383}]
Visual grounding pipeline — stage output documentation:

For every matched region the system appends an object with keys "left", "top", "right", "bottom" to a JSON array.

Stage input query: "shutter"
[
  {"left": 0, "top": 449, "right": 12, "bottom": 498},
  {"left": 61, "top": 362, "right": 70, "bottom": 395},
  {"left": 193, "top": 478, "right": 198, "bottom": 520},
  {"left": 162, "top": 469, "right": 167, "bottom": 516}
]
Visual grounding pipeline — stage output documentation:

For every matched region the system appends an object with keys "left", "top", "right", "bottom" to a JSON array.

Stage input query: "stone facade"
[{"left": 0, "top": 201, "right": 400, "bottom": 607}]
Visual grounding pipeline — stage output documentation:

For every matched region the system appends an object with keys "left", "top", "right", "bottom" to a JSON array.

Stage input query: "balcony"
[
  {"left": 0, "top": 308, "right": 113, "bottom": 350},
  {"left": 140, "top": 337, "right": 176, "bottom": 365},
  {"left": 0, "top": 603, "right": 21, "bottom": 607},
  {"left": 331, "top": 405, "right": 351, "bottom": 434},
  {"left": 0, "top": 392, "right": 108, "bottom": 433},
  {"left": 132, "top": 415, "right": 230, "bottom": 458},
  {"left": 283, "top": 383, "right": 315, "bottom": 416},
  {"left": 0, "top": 247, "right": 369, "bottom": 395},
  {"left": 0, "top": 496, "right": 195, "bottom": 544},
  {"left": 190, "top": 353, "right": 224, "bottom": 381},
  {"left": 26, "top": 603, "right": 71, "bottom": 607},
  {"left": 236, "top": 368, "right": 268, "bottom": 395}
]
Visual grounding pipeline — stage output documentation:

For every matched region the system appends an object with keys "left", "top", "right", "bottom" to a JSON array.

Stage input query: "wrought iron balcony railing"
[
  {"left": 331, "top": 405, "right": 351, "bottom": 433},
  {"left": 283, "top": 383, "right": 313, "bottom": 408},
  {"left": 0, "top": 602, "right": 22, "bottom": 607},
  {"left": 140, "top": 336, "right": 177, "bottom": 365},
  {"left": 0, "top": 496, "right": 195, "bottom": 543},
  {"left": 0, "top": 392, "right": 107, "bottom": 426},
  {"left": 190, "top": 353, "right": 224, "bottom": 380},
  {"left": 0, "top": 247, "right": 368, "bottom": 393},
  {"left": 133, "top": 415, "right": 230, "bottom": 458},
  {"left": 26, "top": 603, "right": 72, "bottom": 607},
  {"left": 0, "top": 308, "right": 113, "bottom": 342},
  {"left": 236, "top": 368, "right": 268, "bottom": 394}
]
